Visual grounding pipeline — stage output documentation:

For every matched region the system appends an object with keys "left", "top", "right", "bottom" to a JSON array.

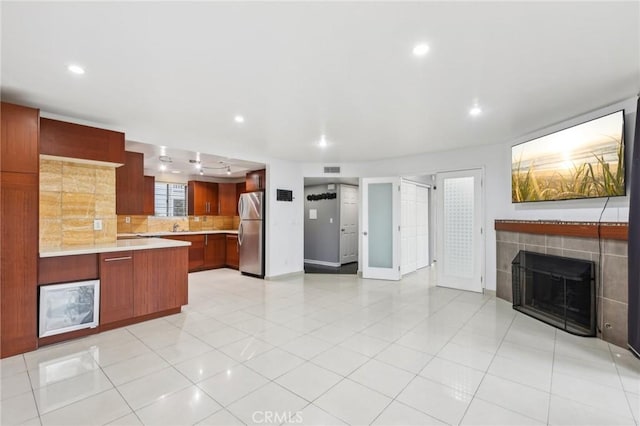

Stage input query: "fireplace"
[{"left": 512, "top": 251, "right": 595, "bottom": 336}]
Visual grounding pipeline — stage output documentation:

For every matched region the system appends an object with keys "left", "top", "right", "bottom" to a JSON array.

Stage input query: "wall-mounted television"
[{"left": 512, "top": 110, "right": 625, "bottom": 203}]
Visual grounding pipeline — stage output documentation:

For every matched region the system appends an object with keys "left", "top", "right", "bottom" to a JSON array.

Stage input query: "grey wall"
[{"left": 304, "top": 184, "right": 340, "bottom": 263}]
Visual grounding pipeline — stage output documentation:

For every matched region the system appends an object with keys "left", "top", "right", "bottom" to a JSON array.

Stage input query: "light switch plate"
[
  {"left": 93, "top": 219, "right": 103, "bottom": 231},
  {"left": 194, "top": 217, "right": 200, "bottom": 222},
  {"left": 125, "top": 216, "right": 131, "bottom": 224}
]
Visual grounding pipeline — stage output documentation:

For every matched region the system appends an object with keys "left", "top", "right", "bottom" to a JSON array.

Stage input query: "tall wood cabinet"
[
  {"left": 116, "top": 151, "right": 145, "bottom": 215},
  {"left": 143, "top": 176, "right": 155, "bottom": 215},
  {"left": 0, "top": 102, "right": 39, "bottom": 358}
]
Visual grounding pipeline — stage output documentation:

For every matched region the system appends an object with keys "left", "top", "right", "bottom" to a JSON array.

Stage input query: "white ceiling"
[
  {"left": 126, "top": 140, "right": 264, "bottom": 180},
  {"left": 2, "top": 2, "right": 639, "bottom": 163}
]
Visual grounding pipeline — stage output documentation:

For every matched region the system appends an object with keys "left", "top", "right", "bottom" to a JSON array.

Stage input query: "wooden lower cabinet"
[
  {"left": 166, "top": 233, "right": 235, "bottom": 272},
  {"left": 165, "top": 235, "right": 205, "bottom": 271},
  {"left": 226, "top": 235, "right": 239, "bottom": 269},
  {"left": 99, "top": 251, "right": 134, "bottom": 324},
  {"left": 204, "top": 234, "right": 226, "bottom": 268},
  {"left": 133, "top": 246, "right": 188, "bottom": 316}
]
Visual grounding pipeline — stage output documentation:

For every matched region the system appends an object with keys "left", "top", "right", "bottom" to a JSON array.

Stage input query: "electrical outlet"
[
  {"left": 329, "top": 217, "right": 333, "bottom": 224},
  {"left": 194, "top": 216, "right": 200, "bottom": 222},
  {"left": 93, "top": 219, "right": 103, "bottom": 231},
  {"left": 125, "top": 216, "right": 131, "bottom": 224}
]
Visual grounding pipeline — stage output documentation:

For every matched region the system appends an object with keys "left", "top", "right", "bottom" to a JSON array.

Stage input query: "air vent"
[{"left": 324, "top": 166, "right": 341, "bottom": 174}]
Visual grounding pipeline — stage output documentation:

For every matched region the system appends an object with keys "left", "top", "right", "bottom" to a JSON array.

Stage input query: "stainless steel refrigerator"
[{"left": 238, "top": 191, "right": 265, "bottom": 278}]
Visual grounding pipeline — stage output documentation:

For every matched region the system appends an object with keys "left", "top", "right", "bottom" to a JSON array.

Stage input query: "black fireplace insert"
[{"left": 512, "top": 251, "right": 595, "bottom": 336}]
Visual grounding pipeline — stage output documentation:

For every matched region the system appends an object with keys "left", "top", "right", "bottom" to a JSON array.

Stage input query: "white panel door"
[
  {"left": 339, "top": 185, "right": 359, "bottom": 264},
  {"left": 401, "top": 180, "right": 417, "bottom": 275},
  {"left": 361, "top": 177, "right": 401, "bottom": 281},
  {"left": 416, "top": 185, "right": 429, "bottom": 269},
  {"left": 436, "top": 169, "right": 483, "bottom": 293}
]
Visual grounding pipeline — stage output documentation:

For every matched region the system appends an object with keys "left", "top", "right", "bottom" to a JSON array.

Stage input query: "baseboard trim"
[
  {"left": 484, "top": 289, "right": 496, "bottom": 297},
  {"left": 304, "top": 259, "right": 341, "bottom": 267},
  {"left": 265, "top": 270, "right": 304, "bottom": 281}
]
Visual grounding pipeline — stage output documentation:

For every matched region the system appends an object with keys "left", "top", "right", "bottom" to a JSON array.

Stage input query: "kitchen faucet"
[{"left": 173, "top": 223, "right": 180, "bottom": 232}]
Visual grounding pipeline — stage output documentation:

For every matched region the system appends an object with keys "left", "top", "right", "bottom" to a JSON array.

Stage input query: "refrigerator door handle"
[
  {"left": 238, "top": 197, "right": 244, "bottom": 218},
  {"left": 238, "top": 223, "right": 244, "bottom": 246}
]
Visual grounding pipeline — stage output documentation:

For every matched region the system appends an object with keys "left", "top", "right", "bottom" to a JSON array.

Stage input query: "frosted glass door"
[
  {"left": 436, "top": 169, "right": 483, "bottom": 292},
  {"left": 362, "top": 177, "right": 400, "bottom": 280}
]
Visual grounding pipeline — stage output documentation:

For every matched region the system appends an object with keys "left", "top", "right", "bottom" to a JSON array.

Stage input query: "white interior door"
[
  {"left": 416, "top": 185, "right": 430, "bottom": 269},
  {"left": 339, "top": 185, "right": 358, "bottom": 264},
  {"left": 436, "top": 169, "right": 483, "bottom": 292},
  {"left": 361, "top": 177, "right": 401, "bottom": 280},
  {"left": 401, "top": 181, "right": 417, "bottom": 275}
]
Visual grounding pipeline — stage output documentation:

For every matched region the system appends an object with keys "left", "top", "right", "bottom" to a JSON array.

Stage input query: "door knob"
[
  {"left": 341, "top": 228, "right": 345, "bottom": 232},
  {"left": 363, "top": 231, "right": 368, "bottom": 236}
]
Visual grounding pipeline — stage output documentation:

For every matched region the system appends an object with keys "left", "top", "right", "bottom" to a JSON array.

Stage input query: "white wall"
[
  {"left": 264, "top": 159, "right": 305, "bottom": 278},
  {"left": 293, "top": 97, "right": 636, "bottom": 289}
]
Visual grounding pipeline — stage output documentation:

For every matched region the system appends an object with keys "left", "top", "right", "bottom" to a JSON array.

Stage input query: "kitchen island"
[{"left": 38, "top": 238, "right": 190, "bottom": 347}]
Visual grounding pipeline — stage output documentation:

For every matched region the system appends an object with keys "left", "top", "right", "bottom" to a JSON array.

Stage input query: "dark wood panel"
[
  {"left": 133, "top": 247, "right": 188, "bottom": 316},
  {"left": 494, "top": 220, "right": 628, "bottom": 241},
  {"left": 245, "top": 169, "right": 265, "bottom": 192},
  {"left": 1, "top": 172, "right": 38, "bottom": 357},
  {"left": 204, "top": 234, "right": 226, "bottom": 268},
  {"left": 40, "top": 118, "right": 125, "bottom": 164},
  {"left": 143, "top": 176, "right": 155, "bottom": 215},
  {"left": 116, "top": 151, "right": 145, "bottom": 215},
  {"left": 38, "top": 254, "right": 99, "bottom": 284},
  {"left": 99, "top": 251, "right": 134, "bottom": 324},
  {"left": 226, "top": 234, "right": 239, "bottom": 269},
  {"left": 1, "top": 102, "right": 39, "bottom": 173},
  {"left": 219, "top": 183, "right": 236, "bottom": 216}
]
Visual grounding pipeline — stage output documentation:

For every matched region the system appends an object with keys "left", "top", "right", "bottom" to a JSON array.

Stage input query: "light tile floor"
[{"left": 1, "top": 268, "right": 639, "bottom": 425}]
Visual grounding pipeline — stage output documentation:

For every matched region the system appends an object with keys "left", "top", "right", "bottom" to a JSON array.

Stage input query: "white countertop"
[
  {"left": 117, "top": 230, "right": 238, "bottom": 238},
  {"left": 40, "top": 237, "right": 191, "bottom": 258}
]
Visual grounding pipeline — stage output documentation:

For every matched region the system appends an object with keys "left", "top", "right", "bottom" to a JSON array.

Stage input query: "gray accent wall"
[{"left": 304, "top": 184, "right": 340, "bottom": 264}]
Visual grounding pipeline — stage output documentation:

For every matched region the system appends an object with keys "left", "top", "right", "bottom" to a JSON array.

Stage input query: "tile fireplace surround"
[{"left": 495, "top": 220, "right": 629, "bottom": 347}]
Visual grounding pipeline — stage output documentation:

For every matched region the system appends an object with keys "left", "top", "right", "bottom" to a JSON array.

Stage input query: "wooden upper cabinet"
[
  {"left": 245, "top": 169, "right": 266, "bottom": 192},
  {"left": 1, "top": 102, "right": 39, "bottom": 174},
  {"left": 143, "top": 176, "right": 155, "bottom": 216},
  {"left": 188, "top": 181, "right": 218, "bottom": 215},
  {"left": 116, "top": 151, "right": 145, "bottom": 215},
  {"left": 218, "top": 183, "right": 236, "bottom": 216},
  {"left": 40, "top": 118, "right": 125, "bottom": 164}
]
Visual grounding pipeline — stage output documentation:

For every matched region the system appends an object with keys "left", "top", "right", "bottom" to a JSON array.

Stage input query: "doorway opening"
[{"left": 303, "top": 177, "right": 359, "bottom": 274}]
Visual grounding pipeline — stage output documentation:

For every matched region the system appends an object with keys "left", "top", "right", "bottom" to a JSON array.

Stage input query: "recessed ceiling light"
[
  {"left": 171, "top": 170, "right": 181, "bottom": 174},
  {"left": 159, "top": 164, "right": 167, "bottom": 171},
  {"left": 412, "top": 43, "right": 430, "bottom": 57},
  {"left": 469, "top": 105, "right": 482, "bottom": 116},
  {"left": 234, "top": 115, "right": 245, "bottom": 123},
  {"left": 67, "top": 64, "right": 85, "bottom": 75},
  {"left": 226, "top": 166, "right": 231, "bottom": 175},
  {"left": 199, "top": 171, "right": 204, "bottom": 176},
  {"left": 318, "top": 134, "right": 328, "bottom": 148},
  {"left": 195, "top": 163, "right": 201, "bottom": 169}
]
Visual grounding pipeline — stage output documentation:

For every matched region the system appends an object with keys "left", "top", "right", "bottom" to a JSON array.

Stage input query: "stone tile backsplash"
[
  {"left": 40, "top": 159, "right": 116, "bottom": 248},
  {"left": 116, "top": 215, "right": 238, "bottom": 233},
  {"left": 496, "top": 230, "right": 629, "bottom": 347}
]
